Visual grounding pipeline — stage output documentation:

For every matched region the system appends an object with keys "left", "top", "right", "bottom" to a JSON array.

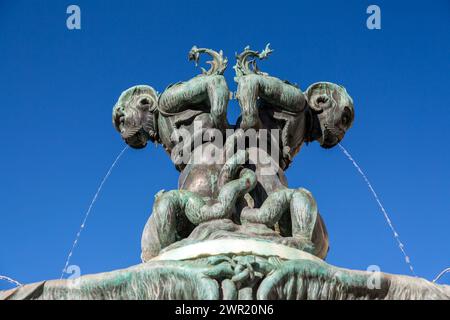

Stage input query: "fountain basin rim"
[{"left": 150, "top": 239, "right": 322, "bottom": 262}]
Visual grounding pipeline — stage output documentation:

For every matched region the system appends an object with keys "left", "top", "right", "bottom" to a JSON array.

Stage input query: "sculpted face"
[
  {"left": 112, "top": 85, "right": 159, "bottom": 149},
  {"left": 305, "top": 82, "right": 354, "bottom": 149}
]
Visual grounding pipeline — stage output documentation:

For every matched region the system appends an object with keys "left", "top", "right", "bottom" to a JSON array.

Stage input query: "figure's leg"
[
  {"left": 207, "top": 75, "right": 230, "bottom": 130},
  {"left": 159, "top": 78, "right": 207, "bottom": 114},
  {"left": 236, "top": 73, "right": 306, "bottom": 130},
  {"left": 158, "top": 75, "right": 229, "bottom": 131},
  {"left": 141, "top": 190, "right": 200, "bottom": 262},
  {"left": 310, "top": 213, "right": 329, "bottom": 260},
  {"left": 217, "top": 168, "right": 257, "bottom": 214},
  {"left": 257, "top": 77, "right": 306, "bottom": 113},
  {"left": 217, "top": 149, "right": 248, "bottom": 188},
  {"left": 241, "top": 189, "right": 294, "bottom": 227},
  {"left": 290, "top": 188, "right": 318, "bottom": 242},
  {"left": 282, "top": 188, "right": 329, "bottom": 259},
  {"left": 236, "top": 75, "right": 262, "bottom": 130},
  {"left": 240, "top": 188, "right": 328, "bottom": 258},
  {"left": 200, "top": 168, "right": 257, "bottom": 222}
]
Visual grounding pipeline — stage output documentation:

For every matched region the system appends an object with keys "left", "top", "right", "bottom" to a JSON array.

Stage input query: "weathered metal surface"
[
  {"left": 3, "top": 45, "right": 446, "bottom": 300},
  {"left": 110, "top": 46, "right": 350, "bottom": 263},
  {"left": 3, "top": 247, "right": 449, "bottom": 300}
]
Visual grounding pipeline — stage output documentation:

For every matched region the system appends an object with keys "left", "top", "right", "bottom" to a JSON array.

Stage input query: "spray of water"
[
  {"left": 60, "top": 145, "right": 128, "bottom": 279},
  {"left": 0, "top": 275, "right": 22, "bottom": 288},
  {"left": 338, "top": 143, "right": 416, "bottom": 276},
  {"left": 433, "top": 267, "right": 450, "bottom": 283}
]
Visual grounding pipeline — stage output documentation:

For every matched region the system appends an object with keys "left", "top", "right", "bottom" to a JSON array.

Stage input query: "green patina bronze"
[{"left": 2, "top": 45, "right": 449, "bottom": 300}]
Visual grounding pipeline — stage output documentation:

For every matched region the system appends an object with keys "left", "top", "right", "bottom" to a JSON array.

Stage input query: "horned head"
[
  {"left": 112, "top": 85, "right": 159, "bottom": 149},
  {"left": 305, "top": 82, "right": 354, "bottom": 149}
]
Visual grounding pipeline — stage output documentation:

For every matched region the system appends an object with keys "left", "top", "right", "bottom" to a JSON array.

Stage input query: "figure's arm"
[
  {"left": 234, "top": 45, "right": 306, "bottom": 130},
  {"left": 158, "top": 47, "right": 230, "bottom": 130}
]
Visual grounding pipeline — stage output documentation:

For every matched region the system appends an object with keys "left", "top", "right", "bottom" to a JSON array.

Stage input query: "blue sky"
[{"left": 1, "top": 0, "right": 449, "bottom": 290}]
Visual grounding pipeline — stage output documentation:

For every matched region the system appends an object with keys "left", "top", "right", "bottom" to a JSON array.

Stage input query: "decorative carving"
[
  {"left": 188, "top": 46, "right": 228, "bottom": 76},
  {"left": 141, "top": 164, "right": 257, "bottom": 261},
  {"left": 4, "top": 45, "right": 447, "bottom": 301},
  {"left": 112, "top": 85, "right": 159, "bottom": 149},
  {"left": 305, "top": 82, "right": 354, "bottom": 148},
  {"left": 3, "top": 251, "right": 449, "bottom": 300},
  {"left": 111, "top": 45, "right": 353, "bottom": 264},
  {"left": 234, "top": 43, "right": 274, "bottom": 77}
]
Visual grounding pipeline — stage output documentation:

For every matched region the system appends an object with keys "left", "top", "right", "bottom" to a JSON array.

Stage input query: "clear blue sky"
[{"left": 1, "top": 0, "right": 449, "bottom": 290}]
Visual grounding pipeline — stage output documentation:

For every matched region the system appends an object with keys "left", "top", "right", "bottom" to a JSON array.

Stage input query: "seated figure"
[
  {"left": 113, "top": 48, "right": 258, "bottom": 261},
  {"left": 112, "top": 45, "right": 355, "bottom": 262},
  {"left": 233, "top": 45, "right": 355, "bottom": 259}
]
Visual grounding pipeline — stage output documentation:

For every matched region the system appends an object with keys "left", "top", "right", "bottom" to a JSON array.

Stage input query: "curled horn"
[
  {"left": 305, "top": 82, "right": 354, "bottom": 114},
  {"left": 304, "top": 82, "right": 334, "bottom": 113}
]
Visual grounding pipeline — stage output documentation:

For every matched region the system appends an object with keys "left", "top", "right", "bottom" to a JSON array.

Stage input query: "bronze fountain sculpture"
[{"left": 2, "top": 45, "right": 449, "bottom": 300}]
